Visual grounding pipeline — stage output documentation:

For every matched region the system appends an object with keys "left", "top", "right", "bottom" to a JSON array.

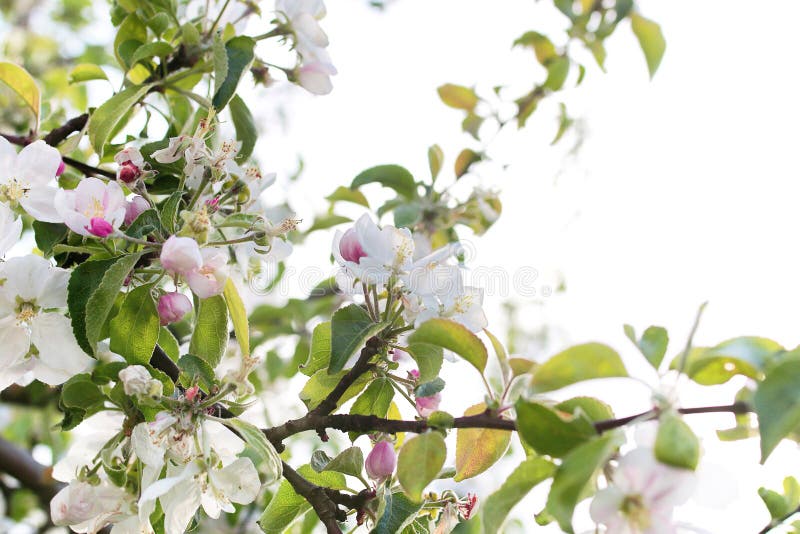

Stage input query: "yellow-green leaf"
[
  {"left": 531, "top": 342, "right": 627, "bottom": 393},
  {"left": 223, "top": 278, "right": 249, "bottom": 357},
  {"left": 454, "top": 403, "right": 511, "bottom": 481},
  {"left": 437, "top": 83, "right": 479, "bottom": 111},
  {"left": 0, "top": 62, "right": 40, "bottom": 125},
  {"left": 409, "top": 318, "right": 488, "bottom": 374},
  {"left": 630, "top": 13, "right": 666, "bottom": 78},
  {"left": 397, "top": 432, "right": 446, "bottom": 502}
]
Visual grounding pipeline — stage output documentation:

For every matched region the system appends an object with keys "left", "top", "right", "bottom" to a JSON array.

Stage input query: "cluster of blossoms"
[
  {"left": 332, "top": 214, "right": 487, "bottom": 333},
  {"left": 276, "top": 0, "right": 337, "bottom": 94},
  {"left": 50, "top": 383, "right": 270, "bottom": 534}
]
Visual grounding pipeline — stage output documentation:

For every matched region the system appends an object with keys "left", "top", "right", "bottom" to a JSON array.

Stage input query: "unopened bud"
[
  {"left": 157, "top": 292, "right": 192, "bottom": 325},
  {"left": 86, "top": 217, "right": 114, "bottom": 238},
  {"left": 366, "top": 440, "right": 396, "bottom": 481}
]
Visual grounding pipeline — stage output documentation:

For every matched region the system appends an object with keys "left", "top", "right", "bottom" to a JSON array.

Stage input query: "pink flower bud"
[
  {"left": 86, "top": 217, "right": 114, "bottom": 238},
  {"left": 160, "top": 236, "right": 203, "bottom": 275},
  {"left": 409, "top": 369, "right": 420, "bottom": 380},
  {"left": 125, "top": 195, "right": 149, "bottom": 225},
  {"left": 117, "top": 162, "right": 141, "bottom": 184},
  {"left": 365, "top": 440, "right": 396, "bottom": 481},
  {"left": 185, "top": 385, "right": 200, "bottom": 402},
  {"left": 415, "top": 393, "right": 441, "bottom": 417},
  {"left": 157, "top": 292, "right": 192, "bottom": 325},
  {"left": 392, "top": 348, "right": 409, "bottom": 362},
  {"left": 56, "top": 160, "right": 66, "bottom": 177},
  {"left": 339, "top": 227, "right": 366, "bottom": 263},
  {"left": 205, "top": 197, "right": 220, "bottom": 212}
]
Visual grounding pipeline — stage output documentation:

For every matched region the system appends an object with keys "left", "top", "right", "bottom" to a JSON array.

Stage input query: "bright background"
[{"left": 248, "top": 1, "right": 800, "bottom": 532}]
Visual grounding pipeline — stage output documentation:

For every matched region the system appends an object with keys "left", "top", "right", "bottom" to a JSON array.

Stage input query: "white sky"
[{"left": 248, "top": 1, "right": 800, "bottom": 532}]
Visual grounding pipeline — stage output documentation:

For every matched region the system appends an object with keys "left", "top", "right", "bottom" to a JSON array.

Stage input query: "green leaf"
[
  {"left": 229, "top": 94, "right": 256, "bottom": 162},
  {"left": 405, "top": 343, "right": 443, "bottom": 383},
  {"left": 130, "top": 41, "right": 173, "bottom": 66},
  {"left": 530, "top": 342, "right": 628, "bottom": 393},
  {"left": 428, "top": 144, "right": 444, "bottom": 180},
  {"left": 326, "top": 186, "right": 369, "bottom": 208},
  {"left": 61, "top": 374, "right": 105, "bottom": 410},
  {"left": 68, "top": 258, "right": 121, "bottom": 354},
  {"left": 223, "top": 279, "right": 249, "bottom": 357},
  {"left": 671, "top": 336, "right": 783, "bottom": 385},
  {"left": 515, "top": 399, "right": 597, "bottom": 457},
  {"left": 258, "top": 465, "right": 346, "bottom": 534},
  {"left": 226, "top": 419, "right": 282, "bottom": 484},
  {"left": 349, "top": 378, "right": 395, "bottom": 439},
  {"left": 109, "top": 284, "right": 160, "bottom": 364},
  {"left": 88, "top": 83, "right": 151, "bottom": 156},
  {"left": 159, "top": 191, "right": 183, "bottom": 234},
  {"left": 437, "top": 84, "right": 479, "bottom": 111},
  {"left": 125, "top": 209, "right": 161, "bottom": 238},
  {"left": 33, "top": 222, "right": 68, "bottom": 256},
  {"left": 329, "top": 304, "right": 384, "bottom": 374},
  {"left": 212, "top": 36, "right": 256, "bottom": 110},
  {"left": 300, "top": 369, "right": 370, "bottom": 410},
  {"left": 546, "top": 432, "right": 623, "bottom": 533},
  {"left": 484, "top": 328, "right": 510, "bottom": 380},
  {"left": 158, "top": 328, "right": 180, "bottom": 361},
  {"left": 397, "top": 432, "right": 447, "bottom": 502},
  {"left": 655, "top": 413, "right": 699, "bottom": 470},
  {"left": 69, "top": 64, "right": 109, "bottom": 84},
  {"left": 0, "top": 62, "right": 40, "bottom": 125},
  {"left": 372, "top": 491, "right": 424, "bottom": 534},
  {"left": 85, "top": 253, "right": 143, "bottom": 354},
  {"left": 306, "top": 214, "right": 351, "bottom": 234},
  {"left": 630, "top": 13, "right": 666, "bottom": 78},
  {"left": 114, "top": 14, "right": 147, "bottom": 69},
  {"left": 415, "top": 378, "right": 444, "bottom": 398},
  {"left": 454, "top": 403, "right": 511, "bottom": 481},
  {"left": 393, "top": 203, "right": 422, "bottom": 228},
  {"left": 301, "top": 321, "right": 331, "bottom": 376},
  {"left": 543, "top": 56, "right": 570, "bottom": 91},
  {"left": 178, "top": 354, "right": 217, "bottom": 392},
  {"left": 755, "top": 360, "right": 800, "bottom": 462},
  {"left": 409, "top": 319, "right": 487, "bottom": 374},
  {"left": 189, "top": 295, "right": 229, "bottom": 367},
  {"left": 322, "top": 447, "right": 364, "bottom": 478},
  {"left": 625, "top": 324, "right": 669, "bottom": 369},
  {"left": 351, "top": 164, "right": 418, "bottom": 200},
  {"left": 482, "top": 457, "right": 555, "bottom": 534}
]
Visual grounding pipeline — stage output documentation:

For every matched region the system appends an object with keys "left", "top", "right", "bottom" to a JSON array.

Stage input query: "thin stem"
[
  {"left": 206, "top": 234, "right": 258, "bottom": 246},
  {"left": 207, "top": 0, "right": 232, "bottom": 37},
  {"left": 253, "top": 27, "right": 288, "bottom": 41},
  {"left": 115, "top": 232, "right": 162, "bottom": 247},
  {"left": 677, "top": 302, "right": 707, "bottom": 376},
  {"left": 362, "top": 283, "right": 377, "bottom": 321},
  {"left": 758, "top": 504, "right": 800, "bottom": 534}
]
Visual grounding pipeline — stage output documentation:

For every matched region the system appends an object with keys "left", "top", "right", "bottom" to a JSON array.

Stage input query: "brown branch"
[
  {"left": 307, "top": 337, "right": 383, "bottom": 418},
  {"left": 42, "top": 114, "right": 88, "bottom": 146},
  {"left": 0, "top": 436, "right": 63, "bottom": 504},
  {"left": 281, "top": 462, "right": 345, "bottom": 534},
  {"left": 593, "top": 401, "right": 751, "bottom": 433}
]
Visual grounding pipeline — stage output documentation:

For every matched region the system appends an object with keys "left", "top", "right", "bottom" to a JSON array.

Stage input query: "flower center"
[
  {"left": 620, "top": 494, "right": 651, "bottom": 529},
  {"left": 15, "top": 301, "right": 39, "bottom": 326},
  {"left": 451, "top": 293, "right": 474, "bottom": 314},
  {"left": 0, "top": 178, "right": 28, "bottom": 204},
  {"left": 83, "top": 197, "right": 106, "bottom": 219}
]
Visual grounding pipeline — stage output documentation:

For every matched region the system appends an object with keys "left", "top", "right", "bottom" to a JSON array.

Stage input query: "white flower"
[
  {"left": 590, "top": 448, "right": 695, "bottom": 534},
  {"left": 160, "top": 235, "right": 203, "bottom": 275},
  {"left": 410, "top": 264, "right": 487, "bottom": 332},
  {"left": 119, "top": 365, "right": 163, "bottom": 397},
  {"left": 333, "top": 214, "right": 415, "bottom": 286},
  {"left": 0, "top": 255, "right": 91, "bottom": 391},
  {"left": 0, "top": 201, "right": 22, "bottom": 257},
  {"left": 276, "top": 0, "right": 329, "bottom": 55},
  {"left": 0, "top": 138, "right": 63, "bottom": 221},
  {"left": 55, "top": 177, "right": 127, "bottom": 237},
  {"left": 51, "top": 480, "right": 132, "bottom": 532},
  {"left": 297, "top": 60, "right": 337, "bottom": 95}
]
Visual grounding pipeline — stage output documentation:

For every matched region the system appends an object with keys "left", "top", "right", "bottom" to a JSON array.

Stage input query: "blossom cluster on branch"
[{"left": 0, "top": 2, "right": 795, "bottom": 534}]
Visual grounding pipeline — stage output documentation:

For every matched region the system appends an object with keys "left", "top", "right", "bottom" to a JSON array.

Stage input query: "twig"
[
  {"left": 758, "top": 504, "right": 800, "bottom": 534},
  {"left": 281, "top": 462, "right": 345, "bottom": 534},
  {"left": 0, "top": 436, "right": 63, "bottom": 504}
]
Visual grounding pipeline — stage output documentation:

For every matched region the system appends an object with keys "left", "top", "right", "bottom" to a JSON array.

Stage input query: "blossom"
[
  {"left": 55, "top": 177, "right": 127, "bottom": 237},
  {"left": 416, "top": 393, "right": 441, "bottom": 417},
  {"left": 51, "top": 480, "right": 133, "bottom": 532},
  {"left": 409, "top": 264, "right": 487, "bottom": 332},
  {"left": 119, "top": 365, "right": 163, "bottom": 397},
  {"left": 157, "top": 292, "right": 192, "bottom": 325},
  {"left": 590, "top": 448, "right": 695, "bottom": 534},
  {"left": 366, "top": 440, "right": 396, "bottom": 481},
  {"left": 125, "top": 194, "right": 149, "bottom": 225},
  {"left": 160, "top": 236, "right": 203, "bottom": 275},
  {"left": 0, "top": 138, "right": 63, "bottom": 221},
  {"left": 333, "top": 214, "right": 414, "bottom": 286},
  {"left": 0, "top": 255, "right": 91, "bottom": 391},
  {"left": 186, "top": 247, "right": 230, "bottom": 298},
  {"left": 296, "top": 60, "right": 337, "bottom": 95},
  {"left": 0, "top": 202, "right": 22, "bottom": 257}
]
